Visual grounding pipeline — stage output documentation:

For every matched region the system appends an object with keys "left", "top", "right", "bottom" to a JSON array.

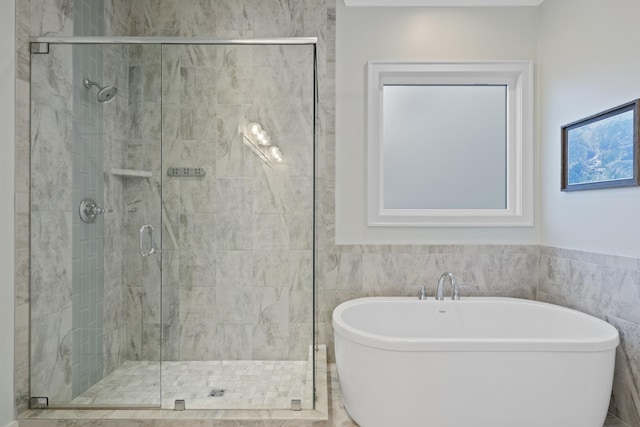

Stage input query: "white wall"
[
  {"left": 0, "top": 0, "right": 15, "bottom": 425},
  {"left": 539, "top": 0, "right": 640, "bottom": 257},
  {"left": 335, "top": 3, "right": 539, "bottom": 244}
]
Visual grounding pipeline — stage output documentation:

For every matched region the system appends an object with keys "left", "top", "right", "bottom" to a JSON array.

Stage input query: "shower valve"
[{"left": 79, "top": 198, "right": 112, "bottom": 223}]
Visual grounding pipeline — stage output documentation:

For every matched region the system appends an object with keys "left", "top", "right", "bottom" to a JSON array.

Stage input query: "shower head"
[
  {"left": 83, "top": 78, "right": 118, "bottom": 103},
  {"left": 96, "top": 85, "right": 117, "bottom": 103}
]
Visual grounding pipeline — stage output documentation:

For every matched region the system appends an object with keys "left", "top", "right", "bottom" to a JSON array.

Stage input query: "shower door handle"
[{"left": 139, "top": 224, "right": 156, "bottom": 257}]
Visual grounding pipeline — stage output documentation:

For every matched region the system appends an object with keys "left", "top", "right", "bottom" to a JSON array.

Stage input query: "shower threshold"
[{"left": 70, "top": 347, "right": 315, "bottom": 410}]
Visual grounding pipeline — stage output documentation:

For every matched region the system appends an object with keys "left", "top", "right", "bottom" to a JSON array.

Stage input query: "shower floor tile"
[{"left": 71, "top": 358, "right": 312, "bottom": 410}]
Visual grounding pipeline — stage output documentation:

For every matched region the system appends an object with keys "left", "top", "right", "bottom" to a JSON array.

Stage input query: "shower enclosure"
[{"left": 29, "top": 38, "right": 317, "bottom": 411}]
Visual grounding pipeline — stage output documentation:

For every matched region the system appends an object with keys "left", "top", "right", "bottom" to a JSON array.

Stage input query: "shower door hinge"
[
  {"left": 29, "top": 397, "right": 49, "bottom": 409},
  {"left": 174, "top": 399, "right": 186, "bottom": 411},
  {"left": 291, "top": 399, "right": 302, "bottom": 411},
  {"left": 30, "top": 42, "right": 49, "bottom": 55}
]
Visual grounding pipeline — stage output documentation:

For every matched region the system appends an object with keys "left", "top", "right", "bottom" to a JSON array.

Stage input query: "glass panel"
[
  {"left": 29, "top": 40, "right": 315, "bottom": 411},
  {"left": 382, "top": 85, "right": 507, "bottom": 210},
  {"left": 159, "top": 43, "right": 315, "bottom": 410},
  {"left": 29, "top": 43, "right": 162, "bottom": 407}
]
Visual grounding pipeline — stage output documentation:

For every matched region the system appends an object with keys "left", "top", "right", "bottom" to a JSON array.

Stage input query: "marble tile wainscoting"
[
  {"left": 322, "top": 245, "right": 640, "bottom": 427},
  {"left": 317, "top": 245, "right": 540, "bottom": 362},
  {"left": 539, "top": 246, "right": 640, "bottom": 426}
]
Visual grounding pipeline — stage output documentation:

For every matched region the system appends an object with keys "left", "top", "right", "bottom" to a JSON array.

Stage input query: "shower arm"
[{"left": 83, "top": 78, "right": 99, "bottom": 89}]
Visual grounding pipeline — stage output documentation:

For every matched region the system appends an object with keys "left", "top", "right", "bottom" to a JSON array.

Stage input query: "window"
[{"left": 367, "top": 60, "right": 534, "bottom": 226}]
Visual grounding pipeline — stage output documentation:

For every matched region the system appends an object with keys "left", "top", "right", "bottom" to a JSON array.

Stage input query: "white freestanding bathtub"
[{"left": 333, "top": 297, "right": 619, "bottom": 427}]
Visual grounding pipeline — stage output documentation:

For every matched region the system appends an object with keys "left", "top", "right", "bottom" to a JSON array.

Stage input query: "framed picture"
[{"left": 561, "top": 99, "right": 640, "bottom": 191}]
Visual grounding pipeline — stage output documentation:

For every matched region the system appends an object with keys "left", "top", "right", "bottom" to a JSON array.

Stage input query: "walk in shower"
[{"left": 29, "top": 37, "right": 317, "bottom": 411}]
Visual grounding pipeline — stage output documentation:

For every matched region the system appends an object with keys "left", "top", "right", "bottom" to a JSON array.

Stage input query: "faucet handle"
[
  {"left": 412, "top": 285, "right": 427, "bottom": 300},
  {"left": 452, "top": 284, "right": 468, "bottom": 301}
]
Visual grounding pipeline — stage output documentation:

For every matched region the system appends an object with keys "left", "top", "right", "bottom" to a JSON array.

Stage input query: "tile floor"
[
  {"left": 19, "top": 347, "right": 329, "bottom": 426},
  {"left": 71, "top": 352, "right": 313, "bottom": 410}
]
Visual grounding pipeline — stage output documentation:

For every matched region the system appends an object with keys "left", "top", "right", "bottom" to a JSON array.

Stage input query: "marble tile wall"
[
  {"left": 159, "top": 42, "right": 315, "bottom": 362},
  {"left": 29, "top": 42, "right": 74, "bottom": 404},
  {"left": 15, "top": 0, "right": 32, "bottom": 416},
  {"left": 317, "top": 245, "right": 540, "bottom": 361},
  {"left": 71, "top": 0, "right": 107, "bottom": 397},
  {"left": 17, "top": 1, "right": 324, "bottom": 413},
  {"left": 538, "top": 247, "right": 640, "bottom": 427},
  {"left": 101, "top": 40, "right": 134, "bottom": 374},
  {"left": 22, "top": 0, "right": 137, "bottom": 409},
  {"left": 122, "top": 0, "right": 322, "bottom": 363},
  {"left": 123, "top": 43, "right": 163, "bottom": 363},
  {"left": 71, "top": 41, "right": 107, "bottom": 398},
  {"left": 96, "top": 0, "right": 135, "bottom": 390},
  {"left": 104, "top": 0, "right": 130, "bottom": 37}
]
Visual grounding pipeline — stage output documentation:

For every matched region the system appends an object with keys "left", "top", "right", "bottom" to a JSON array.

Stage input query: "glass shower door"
[
  {"left": 159, "top": 42, "right": 315, "bottom": 411},
  {"left": 29, "top": 43, "right": 163, "bottom": 408}
]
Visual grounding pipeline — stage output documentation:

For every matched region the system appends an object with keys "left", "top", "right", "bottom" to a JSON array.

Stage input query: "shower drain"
[{"left": 209, "top": 388, "right": 226, "bottom": 397}]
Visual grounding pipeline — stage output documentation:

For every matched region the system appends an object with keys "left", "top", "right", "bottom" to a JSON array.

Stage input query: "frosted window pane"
[{"left": 382, "top": 85, "right": 507, "bottom": 209}]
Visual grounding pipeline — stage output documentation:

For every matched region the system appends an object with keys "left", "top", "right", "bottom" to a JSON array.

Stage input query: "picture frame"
[{"left": 561, "top": 99, "right": 640, "bottom": 191}]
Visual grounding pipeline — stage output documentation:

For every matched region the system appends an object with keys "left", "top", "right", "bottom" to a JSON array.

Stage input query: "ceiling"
[{"left": 344, "top": 0, "right": 544, "bottom": 6}]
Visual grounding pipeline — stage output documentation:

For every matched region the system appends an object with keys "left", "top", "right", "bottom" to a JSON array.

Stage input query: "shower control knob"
[{"left": 79, "top": 198, "right": 112, "bottom": 224}]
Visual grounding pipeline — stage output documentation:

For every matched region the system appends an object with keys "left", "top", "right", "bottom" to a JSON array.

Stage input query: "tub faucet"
[
  {"left": 452, "top": 283, "right": 468, "bottom": 301},
  {"left": 436, "top": 272, "right": 455, "bottom": 301},
  {"left": 412, "top": 285, "right": 427, "bottom": 300}
]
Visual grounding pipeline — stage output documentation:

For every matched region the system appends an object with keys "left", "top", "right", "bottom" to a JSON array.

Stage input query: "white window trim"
[
  {"left": 344, "top": 0, "right": 543, "bottom": 5},
  {"left": 367, "top": 60, "right": 534, "bottom": 227}
]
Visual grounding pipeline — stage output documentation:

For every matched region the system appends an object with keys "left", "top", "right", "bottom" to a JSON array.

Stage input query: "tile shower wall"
[
  {"left": 124, "top": 2, "right": 321, "bottom": 362},
  {"left": 24, "top": 0, "right": 134, "bottom": 407},
  {"left": 19, "top": 1, "right": 321, "bottom": 412},
  {"left": 122, "top": 44, "right": 163, "bottom": 363},
  {"left": 29, "top": 42, "right": 74, "bottom": 404},
  {"left": 71, "top": 0, "right": 106, "bottom": 397},
  {"left": 101, "top": 42, "right": 134, "bottom": 374},
  {"left": 159, "top": 43, "right": 314, "bottom": 361},
  {"left": 539, "top": 247, "right": 640, "bottom": 426},
  {"left": 96, "top": 0, "right": 136, "bottom": 387},
  {"left": 14, "top": 0, "right": 32, "bottom": 414},
  {"left": 71, "top": 42, "right": 107, "bottom": 397}
]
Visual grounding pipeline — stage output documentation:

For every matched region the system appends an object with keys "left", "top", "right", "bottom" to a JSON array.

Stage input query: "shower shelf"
[{"left": 110, "top": 168, "right": 152, "bottom": 178}]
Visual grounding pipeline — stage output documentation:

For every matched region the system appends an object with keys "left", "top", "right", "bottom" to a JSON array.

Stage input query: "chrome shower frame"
[{"left": 28, "top": 35, "right": 319, "bottom": 413}]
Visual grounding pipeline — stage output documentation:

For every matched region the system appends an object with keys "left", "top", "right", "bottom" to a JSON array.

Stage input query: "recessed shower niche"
[{"left": 29, "top": 38, "right": 317, "bottom": 411}]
